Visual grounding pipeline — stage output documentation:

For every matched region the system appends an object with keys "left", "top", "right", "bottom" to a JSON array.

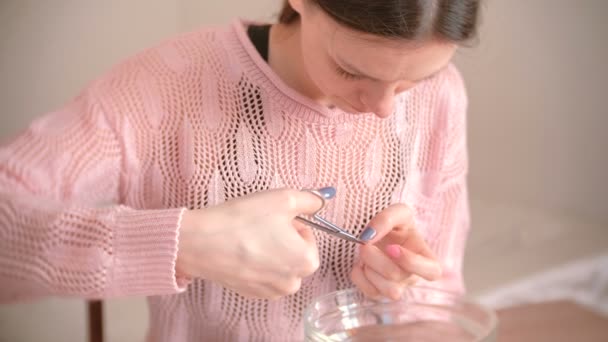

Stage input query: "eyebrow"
[{"left": 335, "top": 56, "right": 441, "bottom": 83}]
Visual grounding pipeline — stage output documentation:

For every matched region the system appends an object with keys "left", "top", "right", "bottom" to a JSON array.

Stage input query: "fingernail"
[
  {"left": 359, "top": 226, "right": 377, "bottom": 241},
  {"left": 386, "top": 245, "right": 401, "bottom": 259},
  {"left": 317, "top": 187, "right": 336, "bottom": 199}
]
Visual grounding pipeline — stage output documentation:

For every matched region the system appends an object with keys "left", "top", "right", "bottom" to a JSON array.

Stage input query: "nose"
[{"left": 360, "top": 82, "right": 411, "bottom": 119}]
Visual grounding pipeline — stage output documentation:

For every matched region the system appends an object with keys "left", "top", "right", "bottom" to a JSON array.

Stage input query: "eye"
[{"left": 334, "top": 66, "right": 361, "bottom": 80}]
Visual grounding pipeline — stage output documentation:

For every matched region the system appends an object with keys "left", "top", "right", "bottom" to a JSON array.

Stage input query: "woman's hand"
[
  {"left": 351, "top": 204, "right": 443, "bottom": 300},
  {"left": 176, "top": 188, "right": 332, "bottom": 300}
]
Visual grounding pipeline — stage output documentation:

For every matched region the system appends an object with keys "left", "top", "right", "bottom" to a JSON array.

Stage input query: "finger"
[
  {"left": 267, "top": 276, "right": 303, "bottom": 297},
  {"left": 359, "top": 203, "right": 414, "bottom": 244},
  {"left": 224, "top": 282, "right": 278, "bottom": 300},
  {"left": 385, "top": 244, "right": 442, "bottom": 281},
  {"left": 294, "top": 227, "right": 320, "bottom": 277},
  {"left": 399, "top": 227, "right": 437, "bottom": 260},
  {"left": 232, "top": 274, "right": 304, "bottom": 300},
  {"left": 363, "top": 265, "right": 403, "bottom": 300},
  {"left": 295, "top": 222, "right": 315, "bottom": 242},
  {"left": 280, "top": 187, "right": 336, "bottom": 216},
  {"left": 351, "top": 260, "right": 380, "bottom": 299},
  {"left": 403, "top": 274, "right": 422, "bottom": 287},
  {"left": 359, "top": 244, "right": 410, "bottom": 282}
]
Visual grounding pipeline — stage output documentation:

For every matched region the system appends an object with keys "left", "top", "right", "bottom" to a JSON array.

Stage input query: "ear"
[{"left": 288, "top": 0, "right": 306, "bottom": 15}]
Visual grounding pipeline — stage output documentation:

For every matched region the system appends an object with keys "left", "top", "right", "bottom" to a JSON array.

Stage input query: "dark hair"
[{"left": 279, "top": 0, "right": 479, "bottom": 42}]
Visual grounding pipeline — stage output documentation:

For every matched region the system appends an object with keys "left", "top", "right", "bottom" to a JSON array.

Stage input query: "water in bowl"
[
  {"left": 304, "top": 287, "right": 497, "bottom": 342},
  {"left": 325, "top": 317, "right": 487, "bottom": 341}
]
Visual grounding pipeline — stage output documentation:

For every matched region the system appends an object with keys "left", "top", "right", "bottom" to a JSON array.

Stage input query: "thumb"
[
  {"left": 287, "top": 187, "right": 336, "bottom": 216},
  {"left": 359, "top": 204, "right": 414, "bottom": 243},
  {"left": 295, "top": 224, "right": 320, "bottom": 276}
]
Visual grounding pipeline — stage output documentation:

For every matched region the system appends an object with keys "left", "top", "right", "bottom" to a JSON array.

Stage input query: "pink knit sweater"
[{"left": 0, "top": 20, "right": 470, "bottom": 341}]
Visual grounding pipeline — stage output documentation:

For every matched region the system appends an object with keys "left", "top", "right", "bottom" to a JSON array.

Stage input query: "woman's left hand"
[{"left": 351, "top": 204, "right": 443, "bottom": 300}]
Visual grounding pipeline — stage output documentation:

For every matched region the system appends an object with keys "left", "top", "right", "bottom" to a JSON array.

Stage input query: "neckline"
[
  {"left": 228, "top": 18, "right": 372, "bottom": 124},
  {"left": 247, "top": 24, "right": 271, "bottom": 62}
]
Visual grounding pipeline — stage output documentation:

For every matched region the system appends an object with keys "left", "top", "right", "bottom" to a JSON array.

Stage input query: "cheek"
[
  {"left": 302, "top": 50, "right": 351, "bottom": 95},
  {"left": 317, "top": 74, "right": 357, "bottom": 99},
  {"left": 299, "top": 34, "right": 357, "bottom": 98},
  {"left": 317, "top": 74, "right": 352, "bottom": 95}
]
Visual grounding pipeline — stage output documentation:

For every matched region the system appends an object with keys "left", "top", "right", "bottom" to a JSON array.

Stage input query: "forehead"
[
  {"left": 315, "top": 16, "right": 456, "bottom": 81},
  {"left": 312, "top": 7, "right": 419, "bottom": 50}
]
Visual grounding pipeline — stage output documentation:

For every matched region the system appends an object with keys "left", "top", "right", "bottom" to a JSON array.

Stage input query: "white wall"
[
  {"left": 0, "top": 0, "right": 281, "bottom": 138},
  {"left": 454, "top": 0, "right": 608, "bottom": 224},
  {"left": 456, "top": 0, "right": 608, "bottom": 298}
]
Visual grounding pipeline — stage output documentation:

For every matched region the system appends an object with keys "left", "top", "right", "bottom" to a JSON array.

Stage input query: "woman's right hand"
[{"left": 176, "top": 187, "right": 333, "bottom": 300}]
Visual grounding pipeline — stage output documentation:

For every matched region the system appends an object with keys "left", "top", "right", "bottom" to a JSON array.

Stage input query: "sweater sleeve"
[
  {"left": 419, "top": 65, "right": 471, "bottom": 295},
  {"left": 0, "top": 88, "right": 188, "bottom": 302}
]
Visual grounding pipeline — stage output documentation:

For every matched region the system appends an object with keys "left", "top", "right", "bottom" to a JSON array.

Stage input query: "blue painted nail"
[
  {"left": 317, "top": 187, "right": 336, "bottom": 200},
  {"left": 359, "top": 227, "right": 377, "bottom": 241}
]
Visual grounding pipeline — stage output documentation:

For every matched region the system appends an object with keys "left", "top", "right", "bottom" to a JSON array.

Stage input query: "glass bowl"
[{"left": 303, "top": 286, "right": 497, "bottom": 341}]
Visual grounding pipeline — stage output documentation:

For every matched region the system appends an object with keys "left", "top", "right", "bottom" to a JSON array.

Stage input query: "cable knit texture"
[{"left": 0, "top": 20, "right": 470, "bottom": 341}]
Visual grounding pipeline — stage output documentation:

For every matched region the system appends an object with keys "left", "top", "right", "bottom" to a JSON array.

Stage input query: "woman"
[{"left": 0, "top": 0, "right": 480, "bottom": 340}]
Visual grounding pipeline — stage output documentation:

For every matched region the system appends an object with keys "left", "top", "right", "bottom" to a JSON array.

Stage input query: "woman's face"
[{"left": 294, "top": 1, "right": 458, "bottom": 118}]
